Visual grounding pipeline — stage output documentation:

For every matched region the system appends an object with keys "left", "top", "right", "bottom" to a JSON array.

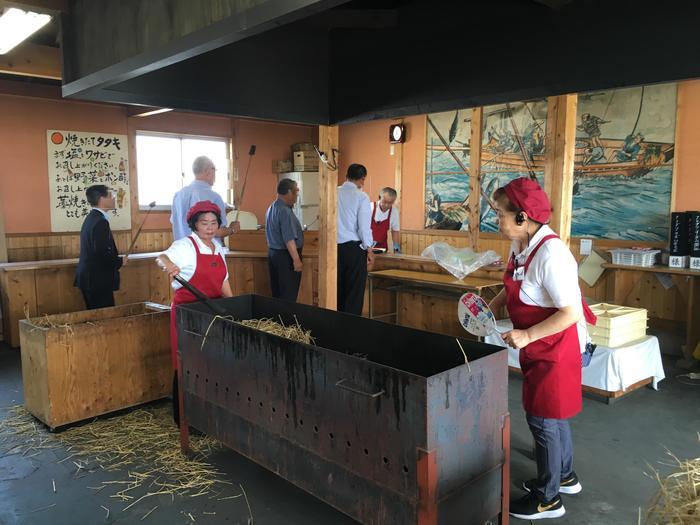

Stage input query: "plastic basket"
[{"left": 608, "top": 248, "right": 660, "bottom": 267}]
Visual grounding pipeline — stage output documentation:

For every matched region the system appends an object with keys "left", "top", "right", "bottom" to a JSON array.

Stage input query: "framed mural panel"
[
  {"left": 572, "top": 83, "right": 676, "bottom": 241},
  {"left": 424, "top": 110, "right": 471, "bottom": 230},
  {"left": 479, "top": 99, "right": 548, "bottom": 232}
]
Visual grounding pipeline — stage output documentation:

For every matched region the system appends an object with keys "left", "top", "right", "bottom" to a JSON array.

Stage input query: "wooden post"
[
  {"left": 468, "top": 108, "right": 483, "bottom": 250},
  {"left": 318, "top": 126, "right": 338, "bottom": 310},
  {"left": 0, "top": 198, "right": 7, "bottom": 263},
  {"left": 544, "top": 94, "right": 577, "bottom": 247}
]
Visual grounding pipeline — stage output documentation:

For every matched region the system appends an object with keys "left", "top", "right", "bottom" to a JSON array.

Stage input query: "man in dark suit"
[{"left": 74, "top": 185, "right": 127, "bottom": 309}]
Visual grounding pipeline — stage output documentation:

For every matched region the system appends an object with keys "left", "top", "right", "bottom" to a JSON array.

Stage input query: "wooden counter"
[
  {"left": 0, "top": 251, "right": 318, "bottom": 348},
  {"left": 366, "top": 264, "right": 504, "bottom": 338},
  {"left": 1, "top": 250, "right": 494, "bottom": 348},
  {"left": 601, "top": 263, "right": 700, "bottom": 362}
]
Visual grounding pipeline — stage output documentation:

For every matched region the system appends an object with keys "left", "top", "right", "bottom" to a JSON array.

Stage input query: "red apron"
[
  {"left": 169, "top": 236, "right": 227, "bottom": 369},
  {"left": 370, "top": 203, "right": 392, "bottom": 249},
  {"left": 504, "top": 234, "right": 596, "bottom": 419}
]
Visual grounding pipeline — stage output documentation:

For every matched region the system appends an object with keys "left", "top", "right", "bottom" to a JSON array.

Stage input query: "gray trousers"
[{"left": 526, "top": 414, "right": 574, "bottom": 501}]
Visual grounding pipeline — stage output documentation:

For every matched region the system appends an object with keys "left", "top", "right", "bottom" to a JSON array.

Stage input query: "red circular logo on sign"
[{"left": 50, "top": 132, "right": 64, "bottom": 145}]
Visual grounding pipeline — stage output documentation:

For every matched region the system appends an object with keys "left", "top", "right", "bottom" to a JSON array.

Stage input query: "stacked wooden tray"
[{"left": 588, "top": 303, "right": 648, "bottom": 347}]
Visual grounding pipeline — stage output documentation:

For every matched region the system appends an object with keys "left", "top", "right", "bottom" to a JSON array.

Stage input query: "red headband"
[
  {"left": 186, "top": 200, "right": 220, "bottom": 222},
  {"left": 503, "top": 178, "right": 552, "bottom": 224}
]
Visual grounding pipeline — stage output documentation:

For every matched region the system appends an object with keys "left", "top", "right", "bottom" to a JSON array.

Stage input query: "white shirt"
[
  {"left": 162, "top": 234, "right": 229, "bottom": 290},
  {"left": 509, "top": 224, "right": 587, "bottom": 353},
  {"left": 337, "top": 181, "right": 374, "bottom": 249},
  {"left": 371, "top": 201, "right": 400, "bottom": 231}
]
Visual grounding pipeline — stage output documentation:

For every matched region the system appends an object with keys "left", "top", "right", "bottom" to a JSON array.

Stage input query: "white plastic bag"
[{"left": 421, "top": 242, "right": 500, "bottom": 280}]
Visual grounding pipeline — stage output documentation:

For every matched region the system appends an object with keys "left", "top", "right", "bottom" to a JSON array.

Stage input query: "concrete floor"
[{"left": 0, "top": 344, "right": 698, "bottom": 525}]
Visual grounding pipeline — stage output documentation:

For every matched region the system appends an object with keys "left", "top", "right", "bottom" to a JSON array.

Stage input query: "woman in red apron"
[
  {"left": 488, "top": 178, "right": 596, "bottom": 520},
  {"left": 156, "top": 201, "right": 232, "bottom": 425}
]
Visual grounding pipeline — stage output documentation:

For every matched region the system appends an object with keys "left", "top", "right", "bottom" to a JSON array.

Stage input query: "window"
[{"left": 136, "top": 133, "right": 230, "bottom": 209}]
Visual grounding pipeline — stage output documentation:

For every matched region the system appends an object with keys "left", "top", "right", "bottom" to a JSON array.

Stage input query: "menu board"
[{"left": 47, "top": 130, "right": 131, "bottom": 232}]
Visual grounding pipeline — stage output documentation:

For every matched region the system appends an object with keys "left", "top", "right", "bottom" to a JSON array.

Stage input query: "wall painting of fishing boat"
[
  {"left": 424, "top": 110, "right": 472, "bottom": 230},
  {"left": 572, "top": 82, "right": 676, "bottom": 241},
  {"left": 479, "top": 99, "right": 548, "bottom": 232}
]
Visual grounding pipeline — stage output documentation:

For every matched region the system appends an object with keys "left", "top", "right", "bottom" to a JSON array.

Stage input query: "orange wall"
[
  {"left": 0, "top": 83, "right": 315, "bottom": 234},
  {"left": 338, "top": 115, "right": 426, "bottom": 230},
  {"left": 673, "top": 80, "right": 700, "bottom": 212},
  {"left": 0, "top": 94, "right": 128, "bottom": 233}
]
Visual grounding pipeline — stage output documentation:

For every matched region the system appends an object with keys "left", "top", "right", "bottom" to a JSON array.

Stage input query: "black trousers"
[
  {"left": 337, "top": 241, "right": 367, "bottom": 315},
  {"left": 268, "top": 248, "right": 302, "bottom": 302},
  {"left": 80, "top": 288, "right": 115, "bottom": 310},
  {"left": 172, "top": 371, "right": 180, "bottom": 426}
]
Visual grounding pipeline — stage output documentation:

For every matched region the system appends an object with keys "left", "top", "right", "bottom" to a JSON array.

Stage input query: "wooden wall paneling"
[
  {"left": 229, "top": 259, "right": 255, "bottom": 295},
  {"left": 114, "top": 260, "right": 151, "bottom": 305},
  {"left": 2, "top": 270, "right": 37, "bottom": 347},
  {"left": 35, "top": 267, "right": 84, "bottom": 315},
  {"left": 148, "top": 262, "right": 172, "bottom": 305},
  {"left": 252, "top": 258, "right": 272, "bottom": 297},
  {"left": 318, "top": 125, "right": 338, "bottom": 310},
  {"left": 468, "top": 108, "right": 483, "bottom": 249},
  {"left": 298, "top": 257, "right": 314, "bottom": 305}
]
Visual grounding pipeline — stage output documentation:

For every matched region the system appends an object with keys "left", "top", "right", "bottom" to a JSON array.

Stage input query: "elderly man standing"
[
  {"left": 370, "top": 187, "right": 401, "bottom": 253},
  {"left": 337, "top": 163, "right": 375, "bottom": 315},
  {"left": 265, "top": 178, "right": 304, "bottom": 302},
  {"left": 170, "top": 155, "right": 239, "bottom": 241}
]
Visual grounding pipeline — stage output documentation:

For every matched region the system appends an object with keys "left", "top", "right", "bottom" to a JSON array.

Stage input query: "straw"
[
  {"left": 0, "top": 405, "right": 238, "bottom": 515},
  {"left": 644, "top": 436, "right": 700, "bottom": 524}
]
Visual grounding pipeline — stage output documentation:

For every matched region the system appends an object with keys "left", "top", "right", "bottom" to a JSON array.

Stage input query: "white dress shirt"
[
  {"left": 162, "top": 233, "right": 228, "bottom": 290},
  {"left": 337, "top": 181, "right": 374, "bottom": 249},
  {"left": 509, "top": 224, "right": 586, "bottom": 352},
  {"left": 371, "top": 201, "right": 400, "bottom": 231}
]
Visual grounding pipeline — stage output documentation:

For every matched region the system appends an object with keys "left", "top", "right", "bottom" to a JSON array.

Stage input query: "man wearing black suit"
[{"left": 74, "top": 185, "right": 127, "bottom": 309}]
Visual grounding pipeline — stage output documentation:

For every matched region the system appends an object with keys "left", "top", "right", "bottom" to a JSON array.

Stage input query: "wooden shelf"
[{"left": 602, "top": 263, "right": 700, "bottom": 277}]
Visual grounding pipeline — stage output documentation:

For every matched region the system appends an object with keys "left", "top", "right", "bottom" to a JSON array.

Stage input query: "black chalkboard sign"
[
  {"left": 670, "top": 212, "right": 689, "bottom": 256},
  {"left": 688, "top": 211, "right": 700, "bottom": 257}
]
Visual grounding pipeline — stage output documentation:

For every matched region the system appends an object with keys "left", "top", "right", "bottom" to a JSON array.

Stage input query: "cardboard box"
[
  {"left": 293, "top": 151, "right": 319, "bottom": 171},
  {"left": 272, "top": 160, "right": 292, "bottom": 173},
  {"left": 292, "top": 142, "right": 315, "bottom": 152}
]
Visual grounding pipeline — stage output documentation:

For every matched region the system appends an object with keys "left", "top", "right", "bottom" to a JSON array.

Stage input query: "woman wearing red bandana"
[
  {"left": 488, "top": 178, "right": 596, "bottom": 520},
  {"left": 156, "top": 200, "right": 233, "bottom": 425}
]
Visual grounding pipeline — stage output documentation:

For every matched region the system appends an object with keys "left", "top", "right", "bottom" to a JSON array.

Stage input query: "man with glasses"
[
  {"left": 265, "top": 178, "right": 304, "bottom": 301},
  {"left": 170, "top": 155, "right": 240, "bottom": 241},
  {"left": 74, "top": 185, "right": 127, "bottom": 309}
]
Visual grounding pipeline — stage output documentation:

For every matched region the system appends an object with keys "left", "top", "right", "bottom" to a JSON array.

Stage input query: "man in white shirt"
[
  {"left": 370, "top": 187, "right": 401, "bottom": 252},
  {"left": 170, "top": 155, "right": 240, "bottom": 240},
  {"left": 337, "top": 163, "right": 375, "bottom": 315}
]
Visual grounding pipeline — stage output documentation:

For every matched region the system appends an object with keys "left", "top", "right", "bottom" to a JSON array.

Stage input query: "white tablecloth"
[{"left": 485, "top": 319, "right": 666, "bottom": 392}]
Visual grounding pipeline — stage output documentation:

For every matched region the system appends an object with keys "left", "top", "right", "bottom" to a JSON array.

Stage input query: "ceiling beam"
[
  {"left": 1, "top": 0, "right": 68, "bottom": 13},
  {"left": 0, "top": 42, "right": 61, "bottom": 80}
]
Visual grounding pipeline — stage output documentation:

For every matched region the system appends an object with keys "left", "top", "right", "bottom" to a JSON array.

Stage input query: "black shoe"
[
  {"left": 559, "top": 471, "right": 582, "bottom": 494},
  {"left": 522, "top": 471, "right": 582, "bottom": 496},
  {"left": 510, "top": 491, "right": 565, "bottom": 520}
]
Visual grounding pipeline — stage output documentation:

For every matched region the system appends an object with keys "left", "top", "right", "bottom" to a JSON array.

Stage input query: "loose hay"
[
  {"left": 200, "top": 315, "right": 315, "bottom": 351},
  {"left": 644, "top": 436, "right": 700, "bottom": 524},
  {"left": 0, "top": 405, "right": 242, "bottom": 519}
]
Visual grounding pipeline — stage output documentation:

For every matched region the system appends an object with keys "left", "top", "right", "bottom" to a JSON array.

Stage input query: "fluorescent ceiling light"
[
  {"left": 133, "top": 108, "right": 174, "bottom": 118},
  {"left": 0, "top": 8, "right": 52, "bottom": 55}
]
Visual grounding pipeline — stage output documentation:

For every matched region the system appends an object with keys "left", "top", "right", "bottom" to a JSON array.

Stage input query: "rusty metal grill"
[{"left": 178, "top": 295, "right": 509, "bottom": 525}]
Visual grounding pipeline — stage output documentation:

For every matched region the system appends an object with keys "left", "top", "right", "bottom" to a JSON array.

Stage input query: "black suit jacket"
[{"left": 74, "top": 209, "right": 123, "bottom": 292}]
